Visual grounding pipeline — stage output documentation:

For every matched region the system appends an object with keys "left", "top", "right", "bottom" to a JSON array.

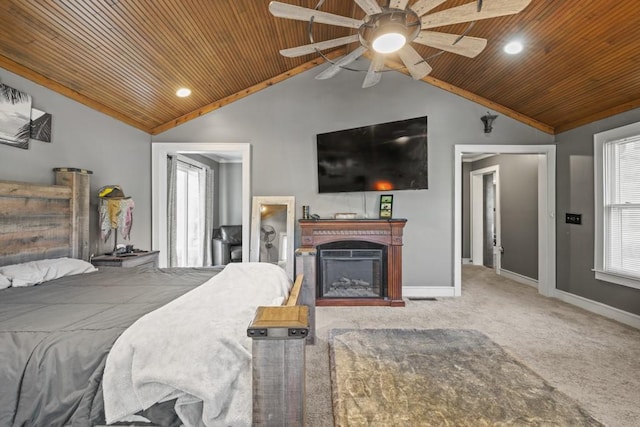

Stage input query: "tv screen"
[{"left": 316, "top": 116, "right": 428, "bottom": 193}]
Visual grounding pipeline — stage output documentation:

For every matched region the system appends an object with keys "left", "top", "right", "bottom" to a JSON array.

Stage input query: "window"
[
  {"left": 594, "top": 122, "right": 640, "bottom": 289},
  {"left": 175, "top": 158, "right": 207, "bottom": 267}
]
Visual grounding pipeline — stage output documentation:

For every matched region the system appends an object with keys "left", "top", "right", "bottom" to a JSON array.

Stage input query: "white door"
[{"left": 470, "top": 166, "right": 501, "bottom": 274}]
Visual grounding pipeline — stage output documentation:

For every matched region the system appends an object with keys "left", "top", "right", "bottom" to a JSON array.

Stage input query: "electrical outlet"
[{"left": 565, "top": 213, "right": 582, "bottom": 225}]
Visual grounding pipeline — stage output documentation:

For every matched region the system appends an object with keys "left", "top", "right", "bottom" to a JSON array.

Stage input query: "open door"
[{"left": 470, "top": 165, "right": 501, "bottom": 274}]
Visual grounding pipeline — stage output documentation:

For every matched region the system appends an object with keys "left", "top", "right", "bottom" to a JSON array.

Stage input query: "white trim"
[
  {"left": 403, "top": 286, "right": 456, "bottom": 298},
  {"left": 461, "top": 258, "right": 472, "bottom": 264},
  {"left": 151, "top": 143, "right": 251, "bottom": 268},
  {"left": 595, "top": 270, "right": 640, "bottom": 290},
  {"left": 537, "top": 152, "right": 555, "bottom": 297},
  {"left": 553, "top": 289, "right": 640, "bottom": 330},
  {"left": 499, "top": 268, "right": 538, "bottom": 288},
  {"left": 470, "top": 165, "right": 500, "bottom": 273},
  {"left": 454, "top": 144, "right": 556, "bottom": 298}
]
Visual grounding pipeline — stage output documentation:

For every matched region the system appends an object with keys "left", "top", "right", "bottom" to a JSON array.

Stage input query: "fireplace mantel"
[{"left": 299, "top": 219, "right": 407, "bottom": 306}]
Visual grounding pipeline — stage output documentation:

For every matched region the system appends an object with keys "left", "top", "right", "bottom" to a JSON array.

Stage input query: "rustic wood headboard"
[{"left": 0, "top": 168, "right": 91, "bottom": 267}]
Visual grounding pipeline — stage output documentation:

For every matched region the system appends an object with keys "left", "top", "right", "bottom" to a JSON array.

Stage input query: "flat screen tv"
[{"left": 316, "top": 116, "right": 428, "bottom": 193}]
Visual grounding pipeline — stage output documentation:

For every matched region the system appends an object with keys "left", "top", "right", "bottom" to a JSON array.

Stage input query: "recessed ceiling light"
[
  {"left": 504, "top": 41, "right": 523, "bottom": 55},
  {"left": 176, "top": 88, "right": 191, "bottom": 97}
]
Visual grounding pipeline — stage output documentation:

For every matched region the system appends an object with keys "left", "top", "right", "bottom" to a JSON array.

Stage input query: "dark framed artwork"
[
  {"left": 30, "top": 108, "right": 52, "bottom": 142},
  {"left": 379, "top": 194, "right": 393, "bottom": 218},
  {"left": 0, "top": 84, "right": 32, "bottom": 149}
]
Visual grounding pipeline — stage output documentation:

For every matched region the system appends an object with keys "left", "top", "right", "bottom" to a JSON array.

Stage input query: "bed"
[{"left": 0, "top": 169, "right": 314, "bottom": 426}]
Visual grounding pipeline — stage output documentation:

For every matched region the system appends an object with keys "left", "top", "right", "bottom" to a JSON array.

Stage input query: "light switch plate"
[{"left": 566, "top": 213, "right": 582, "bottom": 225}]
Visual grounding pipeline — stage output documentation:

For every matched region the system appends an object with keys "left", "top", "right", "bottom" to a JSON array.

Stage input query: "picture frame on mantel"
[{"left": 379, "top": 194, "right": 393, "bottom": 218}]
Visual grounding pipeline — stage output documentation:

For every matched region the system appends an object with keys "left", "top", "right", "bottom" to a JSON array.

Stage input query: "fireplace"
[
  {"left": 318, "top": 241, "right": 387, "bottom": 299},
  {"left": 299, "top": 219, "right": 406, "bottom": 306}
]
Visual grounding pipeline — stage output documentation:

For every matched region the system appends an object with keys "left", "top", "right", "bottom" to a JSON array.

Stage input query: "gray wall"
[
  {"left": 468, "top": 155, "right": 539, "bottom": 280},
  {"left": 556, "top": 108, "right": 640, "bottom": 315},
  {"left": 153, "top": 62, "right": 553, "bottom": 287},
  {"left": 219, "top": 163, "right": 242, "bottom": 225},
  {"left": 3, "top": 61, "right": 639, "bottom": 314},
  {"left": 0, "top": 69, "right": 152, "bottom": 256}
]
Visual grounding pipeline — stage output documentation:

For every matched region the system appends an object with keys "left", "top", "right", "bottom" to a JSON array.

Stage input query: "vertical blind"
[{"left": 604, "top": 136, "right": 640, "bottom": 278}]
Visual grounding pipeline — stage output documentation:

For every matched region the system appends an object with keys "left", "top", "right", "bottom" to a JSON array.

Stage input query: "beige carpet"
[
  {"left": 329, "top": 328, "right": 603, "bottom": 426},
  {"left": 305, "top": 265, "right": 640, "bottom": 427}
]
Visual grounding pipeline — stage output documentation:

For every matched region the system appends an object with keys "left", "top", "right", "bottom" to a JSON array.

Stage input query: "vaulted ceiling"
[{"left": 1, "top": 1, "right": 639, "bottom": 135}]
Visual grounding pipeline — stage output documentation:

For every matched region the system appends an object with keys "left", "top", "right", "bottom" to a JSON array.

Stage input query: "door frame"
[
  {"left": 454, "top": 144, "right": 556, "bottom": 297},
  {"left": 470, "top": 165, "right": 501, "bottom": 273},
  {"left": 151, "top": 142, "right": 251, "bottom": 267}
]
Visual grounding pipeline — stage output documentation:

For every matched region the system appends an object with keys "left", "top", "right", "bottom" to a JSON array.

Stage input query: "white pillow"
[
  {"left": 0, "top": 274, "right": 11, "bottom": 290},
  {"left": 0, "top": 257, "right": 97, "bottom": 287}
]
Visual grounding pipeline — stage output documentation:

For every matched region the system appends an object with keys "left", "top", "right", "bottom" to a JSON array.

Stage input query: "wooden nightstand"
[{"left": 90, "top": 250, "right": 159, "bottom": 268}]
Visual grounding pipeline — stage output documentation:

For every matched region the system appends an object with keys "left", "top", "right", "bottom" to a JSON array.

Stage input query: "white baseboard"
[
  {"left": 403, "top": 286, "right": 456, "bottom": 298},
  {"left": 553, "top": 289, "right": 640, "bottom": 330},
  {"left": 499, "top": 269, "right": 538, "bottom": 288},
  {"left": 462, "top": 258, "right": 472, "bottom": 265},
  {"left": 405, "top": 270, "right": 639, "bottom": 329}
]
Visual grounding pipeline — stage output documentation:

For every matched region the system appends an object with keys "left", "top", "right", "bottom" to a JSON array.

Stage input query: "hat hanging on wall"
[{"left": 98, "top": 185, "right": 128, "bottom": 199}]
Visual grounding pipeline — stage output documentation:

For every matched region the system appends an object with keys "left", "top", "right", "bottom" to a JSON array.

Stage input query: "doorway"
[
  {"left": 454, "top": 144, "right": 556, "bottom": 297},
  {"left": 470, "top": 165, "right": 500, "bottom": 273},
  {"left": 151, "top": 143, "right": 251, "bottom": 268}
]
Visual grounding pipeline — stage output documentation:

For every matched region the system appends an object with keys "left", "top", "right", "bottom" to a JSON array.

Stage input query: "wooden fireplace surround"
[{"left": 299, "top": 218, "right": 406, "bottom": 307}]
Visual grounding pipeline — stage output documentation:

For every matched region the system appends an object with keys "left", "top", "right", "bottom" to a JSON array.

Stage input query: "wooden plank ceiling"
[{"left": 1, "top": 0, "right": 639, "bottom": 135}]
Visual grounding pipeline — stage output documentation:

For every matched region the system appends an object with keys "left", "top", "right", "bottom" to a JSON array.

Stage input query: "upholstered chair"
[{"left": 212, "top": 225, "right": 242, "bottom": 265}]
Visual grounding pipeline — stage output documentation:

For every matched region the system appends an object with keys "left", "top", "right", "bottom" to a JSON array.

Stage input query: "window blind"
[{"left": 604, "top": 136, "right": 640, "bottom": 278}]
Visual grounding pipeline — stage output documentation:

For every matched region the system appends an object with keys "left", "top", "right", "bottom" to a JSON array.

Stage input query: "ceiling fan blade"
[
  {"left": 280, "top": 35, "right": 360, "bottom": 57},
  {"left": 389, "top": 0, "right": 410, "bottom": 10},
  {"left": 269, "top": 1, "right": 363, "bottom": 29},
  {"left": 422, "top": 0, "right": 532, "bottom": 29},
  {"left": 362, "top": 55, "right": 386, "bottom": 88},
  {"left": 413, "top": 31, "right": 487, "bottom": 58},
  {"left": 410, "top": 0, "right": 448, "bottom": 17},
  {"left": 397, "top": 45, "right": 432, "bottom": 80},
  {"left": 315, "top": 46, "right": 367, "bottom": 80},
  {"left": 354, "top": 0, "right": 382, "bottom": 15}
]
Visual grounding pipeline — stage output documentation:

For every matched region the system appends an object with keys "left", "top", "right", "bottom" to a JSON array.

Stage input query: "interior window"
[
  {"left": 594, "top": 123, "right": 640, "bottom": 289},
  {"left": 176, "top": 159, "right": 206, "bottom": 267}
]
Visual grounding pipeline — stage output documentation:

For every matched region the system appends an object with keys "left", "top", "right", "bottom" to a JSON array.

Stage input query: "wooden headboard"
[{"left": 0, "top": 168, "right": 91, "bottom": 267}]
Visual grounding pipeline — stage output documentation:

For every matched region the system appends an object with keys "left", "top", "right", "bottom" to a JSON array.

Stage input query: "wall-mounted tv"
[{"left": 316, "top": 116, "right": 428, "bottom": 193}]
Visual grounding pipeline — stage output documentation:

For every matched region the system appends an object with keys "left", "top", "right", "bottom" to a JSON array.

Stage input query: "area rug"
[{"left": 329, "top": 329, "right": 603, "bottom": 426}]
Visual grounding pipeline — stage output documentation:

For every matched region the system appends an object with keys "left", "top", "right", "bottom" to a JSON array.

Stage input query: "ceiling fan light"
[{"left": 372, "top": 31, "right": 406, "bottom": 54}]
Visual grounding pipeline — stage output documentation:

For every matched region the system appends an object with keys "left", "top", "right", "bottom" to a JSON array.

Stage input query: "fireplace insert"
[{"left": 317, "top": 241, "right": 387, "bottom": 299}]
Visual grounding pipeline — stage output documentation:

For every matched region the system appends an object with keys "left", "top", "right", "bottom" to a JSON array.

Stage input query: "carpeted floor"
[
  {"left": 329, "top": 328, "right": 603, "bottom": 426},
  {"left": 305, "top": 265, "right": 640, "bottom": 427}
]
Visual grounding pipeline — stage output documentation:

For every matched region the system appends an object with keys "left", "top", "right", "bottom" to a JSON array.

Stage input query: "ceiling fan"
[{"left": 269, "top": 0, "right": 532, "bottom": 88}]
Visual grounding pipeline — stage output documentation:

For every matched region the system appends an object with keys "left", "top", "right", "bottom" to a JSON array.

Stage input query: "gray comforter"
[{"left": 0, "top": 266, "right": 220, "bottom": 427}]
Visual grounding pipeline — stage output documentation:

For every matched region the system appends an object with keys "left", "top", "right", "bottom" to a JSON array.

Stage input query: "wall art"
[
  {"left": 30, "top": 108, "right": 52, "bottom": 142},
  {"left": 0, "top": 84, "right": 32, "bottom": 149}
]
